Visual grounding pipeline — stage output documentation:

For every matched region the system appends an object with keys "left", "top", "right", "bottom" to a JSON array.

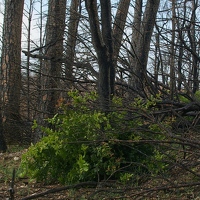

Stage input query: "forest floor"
[
  {"left": 1, "top": 145, "right": 200, "bottom": 200},
  {"left": 0, "top": 146, "right": 77, "bottom": 200}
]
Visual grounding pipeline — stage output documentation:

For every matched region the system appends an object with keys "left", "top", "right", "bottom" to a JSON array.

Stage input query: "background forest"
[{"left": 1, "top": 0, "right": 200, "bottom": 199}]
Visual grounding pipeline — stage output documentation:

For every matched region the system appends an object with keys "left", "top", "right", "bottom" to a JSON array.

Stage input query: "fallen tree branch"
[
  {"left": 116, "top": 181, "right": 200, "bottom": 199},
  {"left": 21, "top": 181, "right": 97, "bottom": 200},
  {"left": 69, "top": 181, "right": 200, "bottom": 199}
]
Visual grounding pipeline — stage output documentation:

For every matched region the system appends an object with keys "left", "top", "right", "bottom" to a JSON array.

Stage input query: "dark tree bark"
[
  {"left": 129, "top": 0, "right": 142, "bottom": 88},
  {"left": 177, "top": 29, "right": 184, "bottom": 91},
  {"left": 43, "top": 0, "right": 67, "bottom": 118},
  {"left": 130, "top": 0, "right": 160, "bottom": 95},
  {"left": 86, "top": 0, "right": 131, "bottom": 111},
  {"left": 65, "top": 0, "right": 80, "bottom": 88},
  {"left": 0, "top": 116, "right": 7, "bottom": 152},
  {"left": 1, "top": 0, "right": 24, "bottom": 143},
  {"left": 86, "top": 0, "right": 114, "bottom": 111},
  {"left": 190, "top": 0, "right": 198, "bottom": 93},
  {"left": 170, "top": 0, "right": 176, "bottom": 100}
]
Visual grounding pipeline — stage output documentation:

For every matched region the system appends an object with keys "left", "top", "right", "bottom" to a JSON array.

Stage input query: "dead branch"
[
  {"left": 125, "top": 181, "right": 200, "bottom": 199},
  {"left": 21, "top": 181, "right": 97, "bottom": 200}
]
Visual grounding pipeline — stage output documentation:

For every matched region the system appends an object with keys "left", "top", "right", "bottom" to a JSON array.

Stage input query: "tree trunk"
[
  {"left": 86, "top": 0, "right": 113, "bottom": 111},
  {"left": 113, "top": 0, "right": 130, "bottom": 95},
  {"left": 86, "top": 0, "right": 131, "bottom": 110},
  {"left": 129, "top": 0, "right": 142, "bottom": 89},
  {"left": 1, "top": 0, "right": 24, "bottom": 143},
  {"left": 65, "top": 0, "right": 80, "bottom": 89},
  {"left": 190, "top": 0, "right": 198, "bottom": 94},
  {"left": 177, "top": 29, "right": 184, "bottom": 91},
  {"left": 170, "top": 0, "right": 176, "bottom": 100},
  {"left": 130, "top": 0, "right": 160, "bottom": 95},
  {"left": 43, "top": 0, "right": 67, "bottom": 118},
  {"left": 0, "top": 113, "right": 7, "bottom": 152},
  {"left": 25, "top": 0, "right": 34, "bottom": 121}
]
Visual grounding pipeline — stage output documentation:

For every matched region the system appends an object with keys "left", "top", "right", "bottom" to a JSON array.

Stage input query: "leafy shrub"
[
  {"left": 20, "top": 91, "right": 167, "bottom": 184},
  {"left": 179, "top": 90, "right": 200, "bottom": 103}
]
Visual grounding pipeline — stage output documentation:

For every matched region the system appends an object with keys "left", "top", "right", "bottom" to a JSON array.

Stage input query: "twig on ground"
[
  {"left": 8, "top": 168, "right": 15, "bottom": 200},
  {"left": 21, "top": 181, "right": 97, "bottom": 200}
]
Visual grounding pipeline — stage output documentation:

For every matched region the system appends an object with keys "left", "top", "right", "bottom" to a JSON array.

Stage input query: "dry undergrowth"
[{"left": 1, "top": 144, "right": 200, "bottom": 200}]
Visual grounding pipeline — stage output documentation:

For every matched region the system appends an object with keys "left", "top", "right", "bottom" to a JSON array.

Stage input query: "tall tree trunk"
[
  {"left": 190, "top": 0, "right": 198, "bottom": 94},
  {"left": 130, "top": 0, "right": 160, "bottom": 96},
  {"left": 86, "top": 0, "right": 130, "bottom": 110},
  {"left": 65, "top": 0, "right": 80, "bottom": 89},
  {"left": 113, "top": 0, "right": 130, "bottom": 94},
  {"left": 177, "top": 30, "right": 183, "bottom": 91},
  {"left": 86, "top": 0, "right": 114, "bottom": 111},
  {"left": 25, "top": 0, "right": 34, "bottom": 121},
  {"left": 34, "top": 0, "right": 45, "bottom": 142},
  {"left": 170, "top": 0, "right": 176, "bottom": 100},
  {"left": 43, "top": 0, "right": 67, "bottom": 118},
  {"left": 129, "top": 0, "right": 142, "bottom": 89},
  {"left": 0, "top": 116, "right": 7, "bottom": 152},
  {"left": 154, "top": 33, "right": 160, "bottom": 92},
  {"left": 1, "top": 0, "right": 24, "bottom": 143}
]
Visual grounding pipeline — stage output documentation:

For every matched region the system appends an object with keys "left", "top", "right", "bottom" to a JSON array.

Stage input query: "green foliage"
[
  {"left": 132, "top": 94, "right": 161, "bottom": 110},
  {"left": 179, "top": 90, "right": 200, "bottom": 103},
  {"left": 20, "top": 91, "right": 168, "bottom": 184},
  {"left": 194, "top": 90, "right": 200, "bottom": 101},
  {"left": 178, "top": 95, "right": 190, "bottom": 103}
]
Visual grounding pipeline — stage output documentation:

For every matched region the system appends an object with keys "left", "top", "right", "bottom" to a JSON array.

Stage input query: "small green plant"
[
  {"left": 179, "top": 90, "right": 200, "bottom": 103},
  {"left": 194, "top": 90, "right": 200, "bottom": 101},
  {"left": 20, "top": 91, "right": 168, "bottom": 184},
  {"left": 119, "top": 172, "right": 134, "bottom": 184},
  {"left": 178, "top": 94, "right": 190, "bottom": 103}
]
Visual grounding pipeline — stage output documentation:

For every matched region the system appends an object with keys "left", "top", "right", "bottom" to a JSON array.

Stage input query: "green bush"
[{"left": 20, "top": 91, "right": 167, "bottom": 184}]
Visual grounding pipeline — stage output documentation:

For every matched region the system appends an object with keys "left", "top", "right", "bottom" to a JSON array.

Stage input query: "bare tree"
[
  {"left": 113, "top": 0, "right": 130, "bottom": 96},
  {"left": 85, "top": 0, "right": 131, "bottom": 111},
  {"left": 43, "top": 0, "right": 67, "bottom": 118},
  {"left": 170, "top": 0, "right": 176, "bottom": 99},
  {"left": 85, "top": 0, "right": 114, "bottom": 111},
  {"left": 130, "top": 0, "right": 160, "bottom": 96},
  {"left": 65, "top": 0, "right": 80, "bottom": 89},
  {"left": 190, "top": 0, "right": 198, "bottom": 93},
  {"left": 22, "top": 0, "right": 35, "bottom": 120},
  {"left": 129, "top": 0, "right": 142, "bottom": 86},
  {"left": 155, "top": 0, "right": 200, "bottom": 96}
]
